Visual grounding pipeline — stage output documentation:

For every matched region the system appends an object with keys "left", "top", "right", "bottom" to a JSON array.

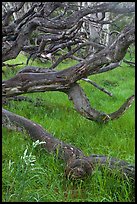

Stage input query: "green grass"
[{"left": 2, "top": 53, "right": 135, "bottom": 202}]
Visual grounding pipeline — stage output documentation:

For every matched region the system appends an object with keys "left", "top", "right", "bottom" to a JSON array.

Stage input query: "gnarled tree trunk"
[{"left": 2, "top": 2, "right": 135, "bottom": 183}]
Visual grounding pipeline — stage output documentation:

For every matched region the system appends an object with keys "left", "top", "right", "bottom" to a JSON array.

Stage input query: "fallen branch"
[{"left": 2, "top": 108, "right": 135, "bottom": 181}]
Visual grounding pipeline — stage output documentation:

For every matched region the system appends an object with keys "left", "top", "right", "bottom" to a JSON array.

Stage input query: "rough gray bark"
[
  {"left": 2, "top": 2, "right": 135, "bottom": 62},
  {"left": 2, "top": 20, "right": 135, "bottom": 122},
  {"left": 66, "top": 83, "right": 134, "bottom": 122}
]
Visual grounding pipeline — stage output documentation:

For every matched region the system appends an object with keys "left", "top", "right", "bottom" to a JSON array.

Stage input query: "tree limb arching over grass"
[
  {"left": 2, "top": 2, "right": 135, "bottom": 185},
  {"left": 2, "top": 20, "right": 135, "bottom": 122}
]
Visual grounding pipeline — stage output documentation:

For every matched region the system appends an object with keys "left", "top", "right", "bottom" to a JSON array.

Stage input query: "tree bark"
[
  {"left": 2, "top": 2, "right": 135, "bottom": 184},
  {"left": 2, "top": 108, "right": 135, "bottom": 181}
]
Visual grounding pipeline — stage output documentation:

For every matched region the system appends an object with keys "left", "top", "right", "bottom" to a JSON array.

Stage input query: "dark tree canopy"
[{"left": 2, "top": 2, "right": 135, "bottom": 181}]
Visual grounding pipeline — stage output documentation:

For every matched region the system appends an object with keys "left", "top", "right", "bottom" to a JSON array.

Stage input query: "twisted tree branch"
[{"left": 66, "top": 83, "right": 134, "bottom": 123}]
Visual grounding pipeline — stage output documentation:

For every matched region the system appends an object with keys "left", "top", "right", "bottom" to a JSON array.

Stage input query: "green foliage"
[{"left": 2, "top": 53, "right": 135, "bottom": 202}]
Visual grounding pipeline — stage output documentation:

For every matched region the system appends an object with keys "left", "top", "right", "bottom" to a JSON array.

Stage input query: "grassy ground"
[{"left": 2, "top": 53, "right": 135, "bottom": 202}]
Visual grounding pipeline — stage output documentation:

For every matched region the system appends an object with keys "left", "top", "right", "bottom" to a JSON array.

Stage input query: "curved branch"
[
  {"left": 109, "top": 95, "right": 135, "bottom": 120},
  {"left": 2, "top": 63, "right": 134, "bottom": 123},
  {"left": 123, "top": 59, "right": 135, "bottom": 67},
  {"left": 66, "top": 83, "right": 134, "bottom": 123},
  {"left": 2, "top": 108, "right": 135, "bottom": 181}
]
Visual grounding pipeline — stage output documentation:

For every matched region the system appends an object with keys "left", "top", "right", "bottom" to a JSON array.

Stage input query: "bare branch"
[
  {"left": 2, "top": 62, "right": 24, "bottom": 68},
  {"left": 123, "top": 59, "right": 135, "bottom": 67},
  {"left": 66, "top": 83, "right": 134, "bottom": 123},
  {"left": 109, "top": 95, "right": 135, "bottom": 120},
  {"left": 93, "top": 62, "right": 121, "bottom": 75},
  {"left": 82, "top": 78, "right": 113, "bottom": 97}
]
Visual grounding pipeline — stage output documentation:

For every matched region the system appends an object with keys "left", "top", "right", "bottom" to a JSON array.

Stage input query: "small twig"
[
  {"left": 82, "top": 78, "right": 113, "bottom": 97},
  {"left": 70, "top": 55, "right": 85, "bottom": 62},
  {"left": 92, "top": 62, "right": 121, "bottom": 75},
  {"left": 123, "top": 59, "right": 135, "bottom": 67},
  {"left": 2, "top": 62, "right": 24, "bottom": 68}
]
